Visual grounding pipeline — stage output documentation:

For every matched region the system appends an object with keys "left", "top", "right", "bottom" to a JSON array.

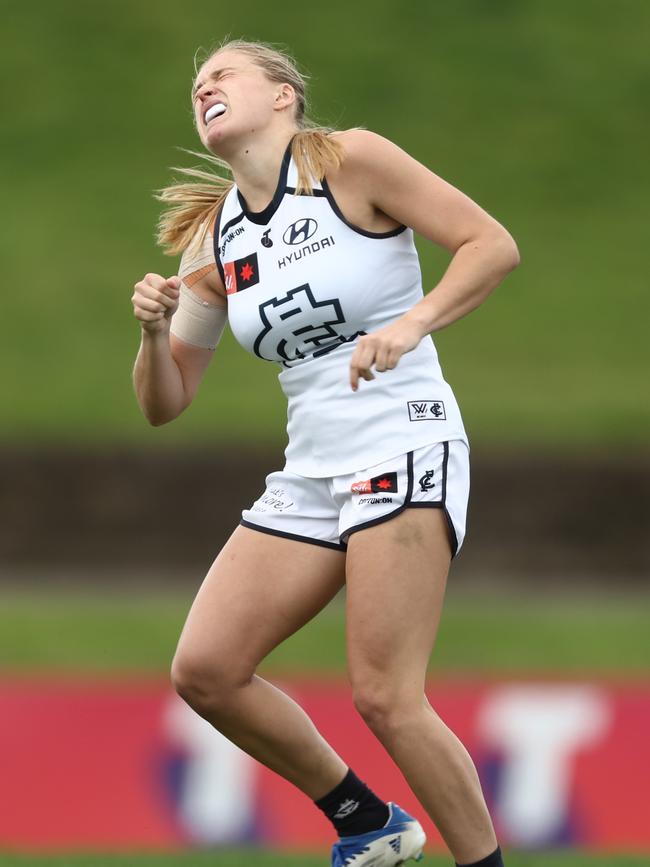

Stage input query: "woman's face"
[{"left": 192, "top": 50, "right": 293, "bottom": 154}]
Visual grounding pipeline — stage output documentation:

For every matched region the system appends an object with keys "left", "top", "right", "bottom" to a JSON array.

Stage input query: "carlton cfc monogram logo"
[
  {"left": 351, "top": 472, "right": 398, "bottom": 494},
  {"left": 224, "top": 252, "right": 260, "bottom": 295}
]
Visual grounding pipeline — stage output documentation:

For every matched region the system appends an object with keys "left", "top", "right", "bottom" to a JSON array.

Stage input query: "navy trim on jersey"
[
  {"left": 212, "top": 203, "right": 226, "bottom": 285},
  {"left": 284, "top": 186, "right": 327, "bottom": 198},
  {"left": 240, "top": 518, "right": 346, "bottom": 551},
  {"left": 320, "top": 176, "right": 408, "bottom": 239},
  {"left": 220, "top": 210, "right": 246, "bottom": 236},
  {"left": 236, "top": 139, "right": 293, "bottom": 225}
]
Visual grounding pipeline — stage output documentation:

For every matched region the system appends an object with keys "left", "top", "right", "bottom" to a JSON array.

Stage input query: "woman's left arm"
[{"left": 344, "top": 130, "right": 520, "bottom": 390}]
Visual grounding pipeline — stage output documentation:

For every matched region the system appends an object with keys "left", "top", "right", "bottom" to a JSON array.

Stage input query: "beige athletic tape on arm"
[{"left": 170, "top": 229, "right": 228, "bottom": 351}]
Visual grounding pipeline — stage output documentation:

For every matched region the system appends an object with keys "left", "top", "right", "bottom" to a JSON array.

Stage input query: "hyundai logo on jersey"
[
  {"left": 283, "top": 218, "right": 318, "bottom": 246},
  {"left": 224, "top": 253, "right": 260, "bottom": 295},
  {"left": 351, "top": 472, "right": 399, "bottom": 494}
]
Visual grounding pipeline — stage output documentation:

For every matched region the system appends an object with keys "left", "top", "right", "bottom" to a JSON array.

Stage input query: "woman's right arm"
[{"left": 132, "top": 264, "right": 226, "bottom": 426}]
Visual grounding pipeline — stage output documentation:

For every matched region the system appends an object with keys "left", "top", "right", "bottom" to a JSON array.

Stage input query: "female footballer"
[{"left": 132, "top": 38, "right": 519, "bottom": 867}]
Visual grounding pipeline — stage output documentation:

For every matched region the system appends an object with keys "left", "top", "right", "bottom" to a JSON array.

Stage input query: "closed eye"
[{"left": 192, "top": 67, "right": 235, "bottom": 98}]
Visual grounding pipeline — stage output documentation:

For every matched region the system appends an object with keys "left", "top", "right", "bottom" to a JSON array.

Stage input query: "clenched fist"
[{"left": 132, "top": 273, "right": 181, "bottom": 334}]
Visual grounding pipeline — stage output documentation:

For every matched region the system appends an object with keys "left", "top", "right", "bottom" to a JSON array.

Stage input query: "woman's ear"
[{"left": 274, "top": 82, "right": 296, "bottom": 110}]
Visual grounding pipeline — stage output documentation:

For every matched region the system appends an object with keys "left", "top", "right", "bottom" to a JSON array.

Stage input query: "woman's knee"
[
  {"left": 352, "top": 680, "right": 405, "bottom": 732},
  {"left": 351, "top": 676, "right": 422, "bottom": 736},
  {"left": 170, "top": 648, "right": 253, "bottom": 710}
]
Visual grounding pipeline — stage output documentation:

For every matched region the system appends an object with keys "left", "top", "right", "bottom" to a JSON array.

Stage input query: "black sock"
[
  {"left": 456, "top": 845, "right": 504, "bottom": 867},
  {"left": 314, "top": 768, "right": 390, "bottom": 836}
]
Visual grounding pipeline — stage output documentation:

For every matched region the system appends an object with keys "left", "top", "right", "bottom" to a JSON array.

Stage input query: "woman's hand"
[
  {"left": 349, "top": 315, "right": 425, "bottom": 391},
  {"left": 132, "top": 273, "right": 181, "bottom": 334}
]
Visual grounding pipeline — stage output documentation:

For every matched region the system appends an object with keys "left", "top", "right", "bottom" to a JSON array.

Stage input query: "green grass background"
[
  {"left": 1, "top": 587, "right": 648, "bottom": 676},
  {"left": 1, "top": 0, "right": 648, "bottom": 448}
]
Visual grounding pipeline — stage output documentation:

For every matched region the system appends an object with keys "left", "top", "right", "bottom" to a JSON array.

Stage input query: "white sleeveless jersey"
[{"left": 214, "top": 139, "right": 468, "bottom": 478}]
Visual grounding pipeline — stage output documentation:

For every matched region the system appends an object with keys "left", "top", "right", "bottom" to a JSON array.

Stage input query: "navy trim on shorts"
[
  {"left": 406, "top": 442, "right": 458, "bottom": 556},
  {"left": 339, "top": 451, "right": 414, "bottom": 544},
  {"left": 406, "top": 504, "right": 459, "bottom": 558},
  {"left": 440, "top": 440, "right": 449, "bottom": 506},
  {"left": 239, "top": 518, "right": 346, "bottom": 551},
  {"left": 339, "top": 443, "right": 459, "bottom": 557}
]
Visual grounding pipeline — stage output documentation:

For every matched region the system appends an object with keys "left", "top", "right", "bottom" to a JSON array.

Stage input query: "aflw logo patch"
[
  {"left": 224, "top": 252, "right": 260, "bottom": 295},
  {"left": 351, "top": 472, "right": 398, "bottom": 494},
  {"left": 407, "top": 400, "right": 446, "bottom": 421}
]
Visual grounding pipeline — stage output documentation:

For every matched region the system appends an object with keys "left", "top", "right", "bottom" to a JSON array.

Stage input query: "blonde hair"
[{"left": 155, "top": 38, "right": 348, "bottom": 256}]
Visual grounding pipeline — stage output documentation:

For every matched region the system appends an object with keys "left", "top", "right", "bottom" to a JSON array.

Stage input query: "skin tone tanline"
[{"left": 132, "top": 46, "right": 519, "bottom": 865}]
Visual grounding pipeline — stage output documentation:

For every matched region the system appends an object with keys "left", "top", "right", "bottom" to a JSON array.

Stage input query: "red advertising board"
[{"left": 0, "top": 676, "right": 648, "bottom": 853}]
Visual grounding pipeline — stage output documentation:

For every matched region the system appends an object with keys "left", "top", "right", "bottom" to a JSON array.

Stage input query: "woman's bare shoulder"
[
  {"left": 330, "top": 128, "right": 400, "bottom": 161},
  {"left": 324, "top": 130, "right": 405, "bottom": 233}
]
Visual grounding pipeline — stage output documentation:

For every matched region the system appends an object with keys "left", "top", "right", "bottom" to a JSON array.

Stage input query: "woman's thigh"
[
  {"left": 173, "top": 525, "right": 346, "bottom": 684},
  {"left": 344, "top": 508, "right": 451, "bottom": 706}
]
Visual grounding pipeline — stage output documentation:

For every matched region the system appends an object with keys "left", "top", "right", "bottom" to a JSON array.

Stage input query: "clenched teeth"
[{"left": 205, "top": 103, "right": 227, "bottom": 124}]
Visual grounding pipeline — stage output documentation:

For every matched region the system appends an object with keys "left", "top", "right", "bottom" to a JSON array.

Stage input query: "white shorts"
[{"left": 240, "top": 440, "right": 469, "bottom": 557}]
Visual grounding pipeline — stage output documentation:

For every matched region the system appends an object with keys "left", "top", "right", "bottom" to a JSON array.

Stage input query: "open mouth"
[{"left": 204, "top": 103, "right": 227, "bottom": 125}]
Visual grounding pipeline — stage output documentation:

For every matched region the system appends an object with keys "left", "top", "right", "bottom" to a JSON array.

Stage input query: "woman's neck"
[{"left": 227, "top": 127, "right": 298, "bottom": 212}]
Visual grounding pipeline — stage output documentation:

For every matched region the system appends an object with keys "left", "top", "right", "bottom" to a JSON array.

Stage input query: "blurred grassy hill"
[{"left": 1, "top": 0, "right": 647, "bottom": 449}]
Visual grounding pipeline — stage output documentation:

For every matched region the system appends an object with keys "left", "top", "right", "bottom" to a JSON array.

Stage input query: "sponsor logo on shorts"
[
  {"left": 357, "top": 496, "right": 393, "bottom": 505},
  {"left": 223, "top": 252, "right": 260, "bottom": 294},
  {"left": 407, "top": 400, "right": 446, "bottom": 421},
  {"left": 351, "top": 472, "right": 398, "bottom": 494},
  {"left": 418, "top": 469, "right": 435, "bottom": 492}
]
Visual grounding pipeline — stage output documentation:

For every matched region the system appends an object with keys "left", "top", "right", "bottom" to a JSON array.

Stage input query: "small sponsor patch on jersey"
[
  {"left": 407, "top": 400, "right": 446, "bottom": 421},
  {"left": 351, "top": 471, "right": 398, "bottom": 494},
  {"left": 224, "top": 252, "right": 260, "bottom": 294}
]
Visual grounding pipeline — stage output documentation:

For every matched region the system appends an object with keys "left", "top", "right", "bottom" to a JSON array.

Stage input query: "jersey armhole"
[{"left": 320, "top": 176, "right": 407, "bottom": 239}]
